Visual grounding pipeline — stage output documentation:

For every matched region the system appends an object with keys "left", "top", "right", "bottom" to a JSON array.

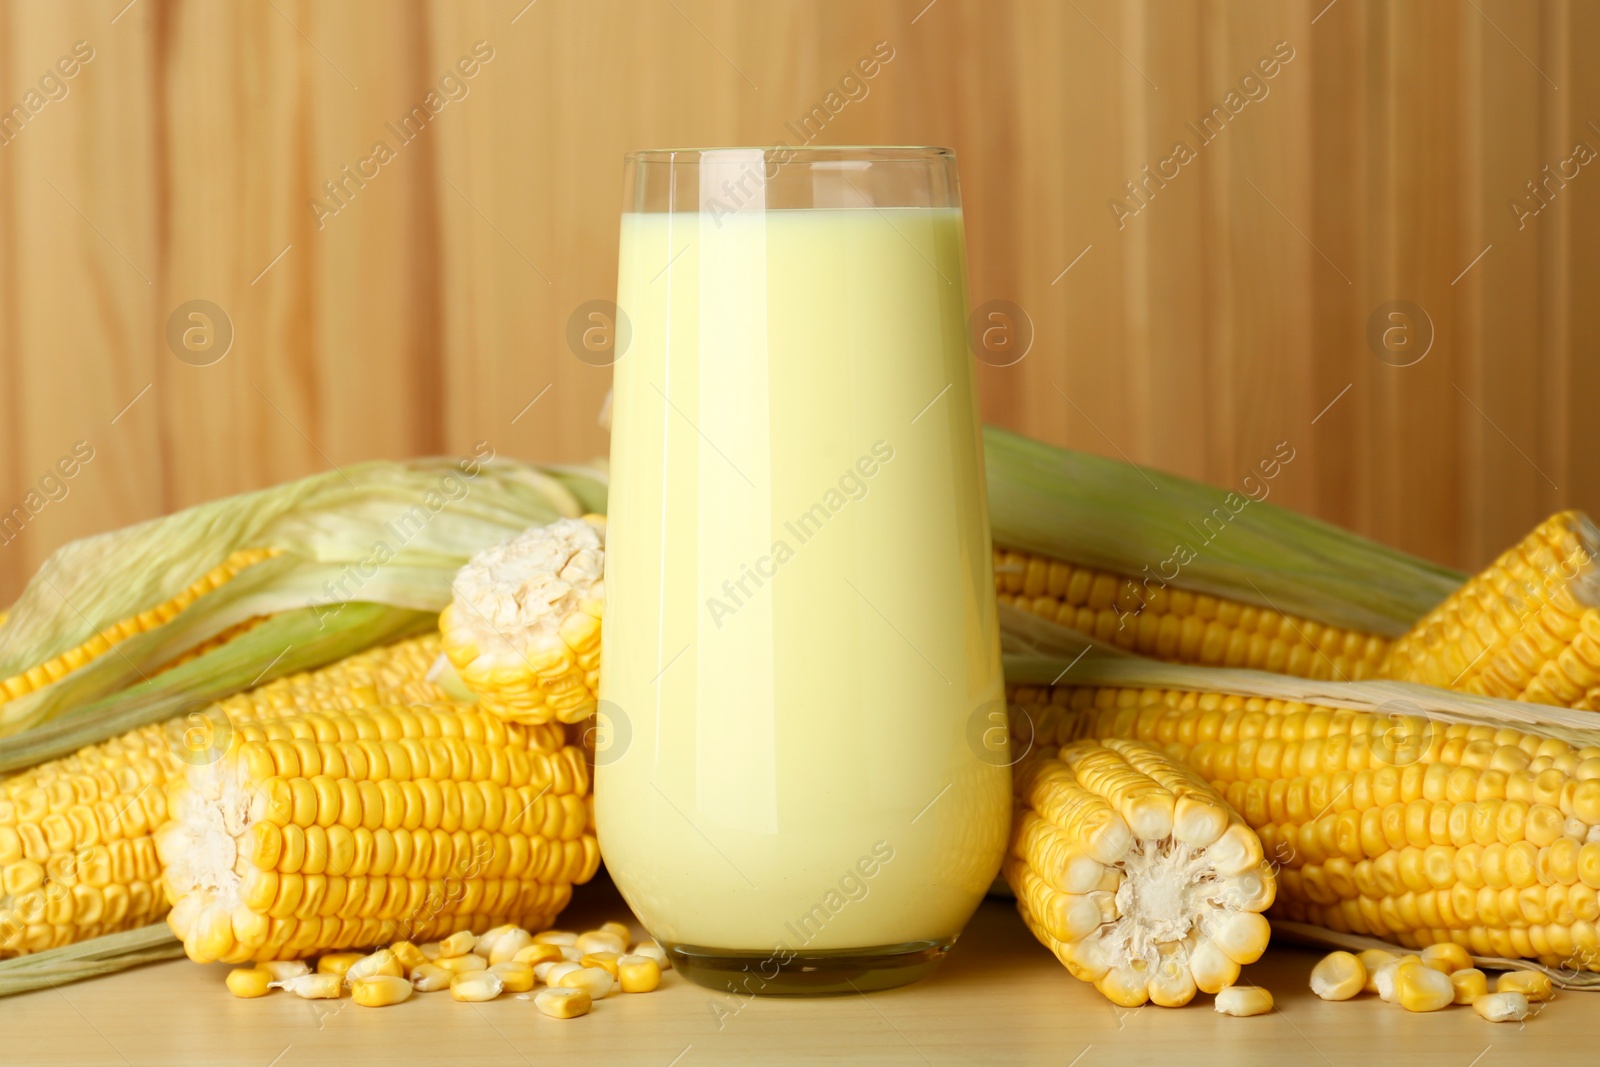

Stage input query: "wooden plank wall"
[{"left": 0, "top": 0, "right": 1592, "bottom": 602}]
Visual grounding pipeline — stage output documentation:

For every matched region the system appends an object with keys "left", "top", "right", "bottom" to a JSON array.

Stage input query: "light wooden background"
[{"left": 0, "top": 0, "right": 1594, "bottom": 603}]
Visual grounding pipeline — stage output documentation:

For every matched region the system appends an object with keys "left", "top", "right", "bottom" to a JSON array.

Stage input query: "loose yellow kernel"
[
  {"left": 226, "top": 968, "right": 272, "bottom": 998},
  {"left": 1309, "top": 952, "right": 1365, "bottom": 1001},
  {"left": 1474, "top": 991, "right": 1530, "bottom": 1022},
  {"left": 351, "top": 975, "right": 413, "bottom": 1007},
  {"left": 1421, "top": 943, "right": 1473, "bottom": 974},
  {"left": 490, "top": 962, "right": 535, "bottom": 993},
  {"left": 450, "top": 970, "right": 505, "bottom": 1002},
  {"left": 1395, "top": 962, "right": 1454, "bottom": 1012},
  {"left": 317, "top": 952, "right": 365, "bottom": 978},
  {"left": 579, "top": 951, "right": 621, "bottom": 978},
  {"left": 619, "top": 954, "right": 662, "bottom": 993},
  {"left": 411, "top": 963, "right": 454, "bottom": 992},
  {"left": 558, "top": 966, "right": 616, "bottom": 1000},
  {"left": 437, "top": 930, "right": 477, "bottom": 958},
  {"left": 535, "top": 986, "right": 592, "bottom": 1018},
  {"left": 513, "top": 943, "right": 565, "bottom": 967},
  {"left": 1450, "top": 969, "right": 1488, "bottom": 1005},
  {"left": 1495, "top": 971, "right": 1553, "bottom": 1002},
  {"left": 1213, "top": 986, "right": 1273, "bottom": 1017}
]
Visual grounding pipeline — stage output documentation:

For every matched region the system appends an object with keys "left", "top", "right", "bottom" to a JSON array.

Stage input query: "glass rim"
[{"left": 624, "top": 145, "right": 954, "bottom": 164}]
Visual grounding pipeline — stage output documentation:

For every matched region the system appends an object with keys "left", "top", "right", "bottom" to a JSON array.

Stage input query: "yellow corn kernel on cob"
[
  {"left": 1011, "top": 682, "right": 1600, "bottom": 971},
  {"left": 1006, "top": 736, "right": 1275, "bottom": 1007},
  {"left": 156, "top": 615, "right": 274, "bottom": 675},
  {"left": 0, "top": 547, "right": 280, "bottom": 707},
  {"left": 0, "top": 635, "right": 444, "bottom": 959},
  {"left": 155, "top": 701, "right": 599, "bottom": 964},
  {"left": 1380, "top": 511, "right": 1600, "bottom": 710},
  {"left": 440, "top": 517, "right": 604, "bottom": 725},
  {"left": 994, "top": 548, "right": 1389, "bottom": 681}
]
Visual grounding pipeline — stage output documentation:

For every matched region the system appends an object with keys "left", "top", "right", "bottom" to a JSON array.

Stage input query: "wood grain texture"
[
  {"left": 4, "top": 874, "right": 1595, "bottom": 1066},
  {"left": 0, "top": 0, "right": 1594, "bottom": 602}
]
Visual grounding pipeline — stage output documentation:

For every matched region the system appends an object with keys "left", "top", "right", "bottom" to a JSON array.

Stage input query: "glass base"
[{"left": 664, "top": 939, "right": 952, "bottom": 995}]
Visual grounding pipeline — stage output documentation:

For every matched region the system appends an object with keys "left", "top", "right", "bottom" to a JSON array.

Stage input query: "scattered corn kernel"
[
  {"left": 1213, "top": 986, "right": 1273, "bottom": 1017},
  {"left": 1395, "top": 962, "right": 1454, "bottom": 1012},
  {"left": 1450, "top": 969, "right": 1488, "bottom": 1005},
  {"left": 351, "top": 974, "right": 413, "bottom": 1007},
  {"left": 344, "top": 949, "right": 403, "bottom": 986},
  {"left": 474, "top": 924, "right": 518, "bottom": 958},
  {"left": 257, "top": 961, "right": 310, "bottom": 982},
  {"left": 435, "top": 954, "right": 489, "bottom": 975},
  {"left": 559, "top": 946, "right": 583, "bottom": 962},
  {"left": 1474, "top": 991, "right": 1531, "bottom": 1022},
  {"left": 534, "top": 930, "right": 578, "bottom": 947},
  {"left": 535, "top": 986, "right": 592, "bottom": 1019},
  {"left": 1357, "top": 950, "right": 1397, "bottom": 994},
  {"left": 534, "top": 960, "right": 565, "bottom": 982},
  {"left": 575, "top": 930, "right": 627, "bottom": 956},
  {"left": 600, "top": 921, "right": 632, "bottom": 941},
  {"left": 273, "top": 973, "right": 342, "bottom": 1000},
  {"left": 411, "top": 963, "right": 454, "bottom": 992},
  {"left": 559, "top": 966, "right": 615, "bottom": 1000},
  {"left": 514, "top": 944, "right": 565, "bottom": 967},
  {"left": 389, "top": 941, "right": 428, "bottom": 973},
  {"left": 1373, "top": 955, "right": 1421, "bottom": 1003},
  {"left": 419, "top": 941, "right": 443, "bottom": 960},
  {"left": 1309, "top": 952, "right": 1365, "bottom": 1001},
  {"left": 317, "top": 952, "right": 365, "bottom": 978},
  {"left": 438, "top": 930, "right": 477, "bottom": 958},
  {"left": 226, "top": 968, "right": 272, "bottom": 998},
  {"left": 1420, "top": 943, "right": 1472, "bottom": 974},
  {"left": 1495, "top": 971, "right": 1553, "bottom": 1002},
  {"left": 451, "top": 970, "right": 506, "bottom": 1002},
  {"left": 490, "top": 929, "right": 535, "bottom": 965},
  {"left": 618, "top": 954, "right": 662, "bottom": 994},
  {"left": 490, "top": 962, "right": 536, "bottom": 993},
  {"left": 545, "top": 961, "right": 583, "bottom": 985},
  {"left": 580, "top": 952, "right": 622, "bottom": 978}
]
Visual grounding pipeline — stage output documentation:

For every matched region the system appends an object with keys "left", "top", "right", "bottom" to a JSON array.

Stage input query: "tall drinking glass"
[{"left": 598, "top": 147, "right": 1008, "bottom": 993}]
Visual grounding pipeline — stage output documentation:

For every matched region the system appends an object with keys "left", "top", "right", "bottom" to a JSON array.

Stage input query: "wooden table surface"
[{"left": 4, "top": 875, "right": 1592, "bottom": 1067}]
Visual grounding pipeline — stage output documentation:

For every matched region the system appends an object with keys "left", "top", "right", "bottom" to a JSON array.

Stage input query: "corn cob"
[
  {"left": 157, "top": 615, "right": 273, "bottom": 675},
  {"left": 0, "top": 548, "right": 279, "bottom": 708},
  {"left": 0, "top": 635, "right": 444, "bottom": 959},
  {"left": 996, "top": 548, "right": 1390, "bottom": 681},
  {"left": 1006, "top": 736, "right": 1275, "bottom": 1006},
  {"left": 156, "top": 700, "right": 599, "bottom": 964},
  {"left": 1380, "top": 511, "right": 1600, "bottom": 710},
  {"left": 1011, "top": 681, "right": 1600, "bottom": 971},
  {"left": 440, "top": 518, "right": 604, "bottom": 725}
]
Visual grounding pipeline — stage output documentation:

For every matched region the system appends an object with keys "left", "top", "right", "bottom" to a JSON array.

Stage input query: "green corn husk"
[
  {"left": 983, "top": 426, "right": 1465, "bottom": 637},
  {"left": 1001, "top": 604, "right": 1600, "bottom": 988},
  {"left": 0, "top": 602, "right": 435, "bottom": 774},
  {"left": 0, "top": 457, "right": 608, "bottom": 739},
  {"left": 0, "top": 923, "right": 183, "bottom": 998}
]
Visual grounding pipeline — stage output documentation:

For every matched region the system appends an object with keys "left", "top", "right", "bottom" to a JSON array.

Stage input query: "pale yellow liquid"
[{"left": 598, "top": 207, "right": 1008, "bottom": 954}]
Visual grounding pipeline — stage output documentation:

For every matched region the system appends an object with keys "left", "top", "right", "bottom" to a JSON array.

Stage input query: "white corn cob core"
[{"left": 447, "top": 518, "right": 604, "bottom": 671}]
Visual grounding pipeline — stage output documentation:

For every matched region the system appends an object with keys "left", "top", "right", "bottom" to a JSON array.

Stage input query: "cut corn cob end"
[
  {"left": 440, "top": 518, "right": 605, "bottom": 725},
  {"left": 994, "top": 547, "right": 1390, "bottom": 682},
  {"left": 0, "top": 634, "right": 447, "bottom": 960},
  {"left": 1006, "top": 737, "right": 1275, "bottom": 1008},
  {"left": 1014, "top": 681, "right": 1600, "bottom": 973},
  {"left": 155, "top": 701, "right": 599, "bottom": 965}
]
